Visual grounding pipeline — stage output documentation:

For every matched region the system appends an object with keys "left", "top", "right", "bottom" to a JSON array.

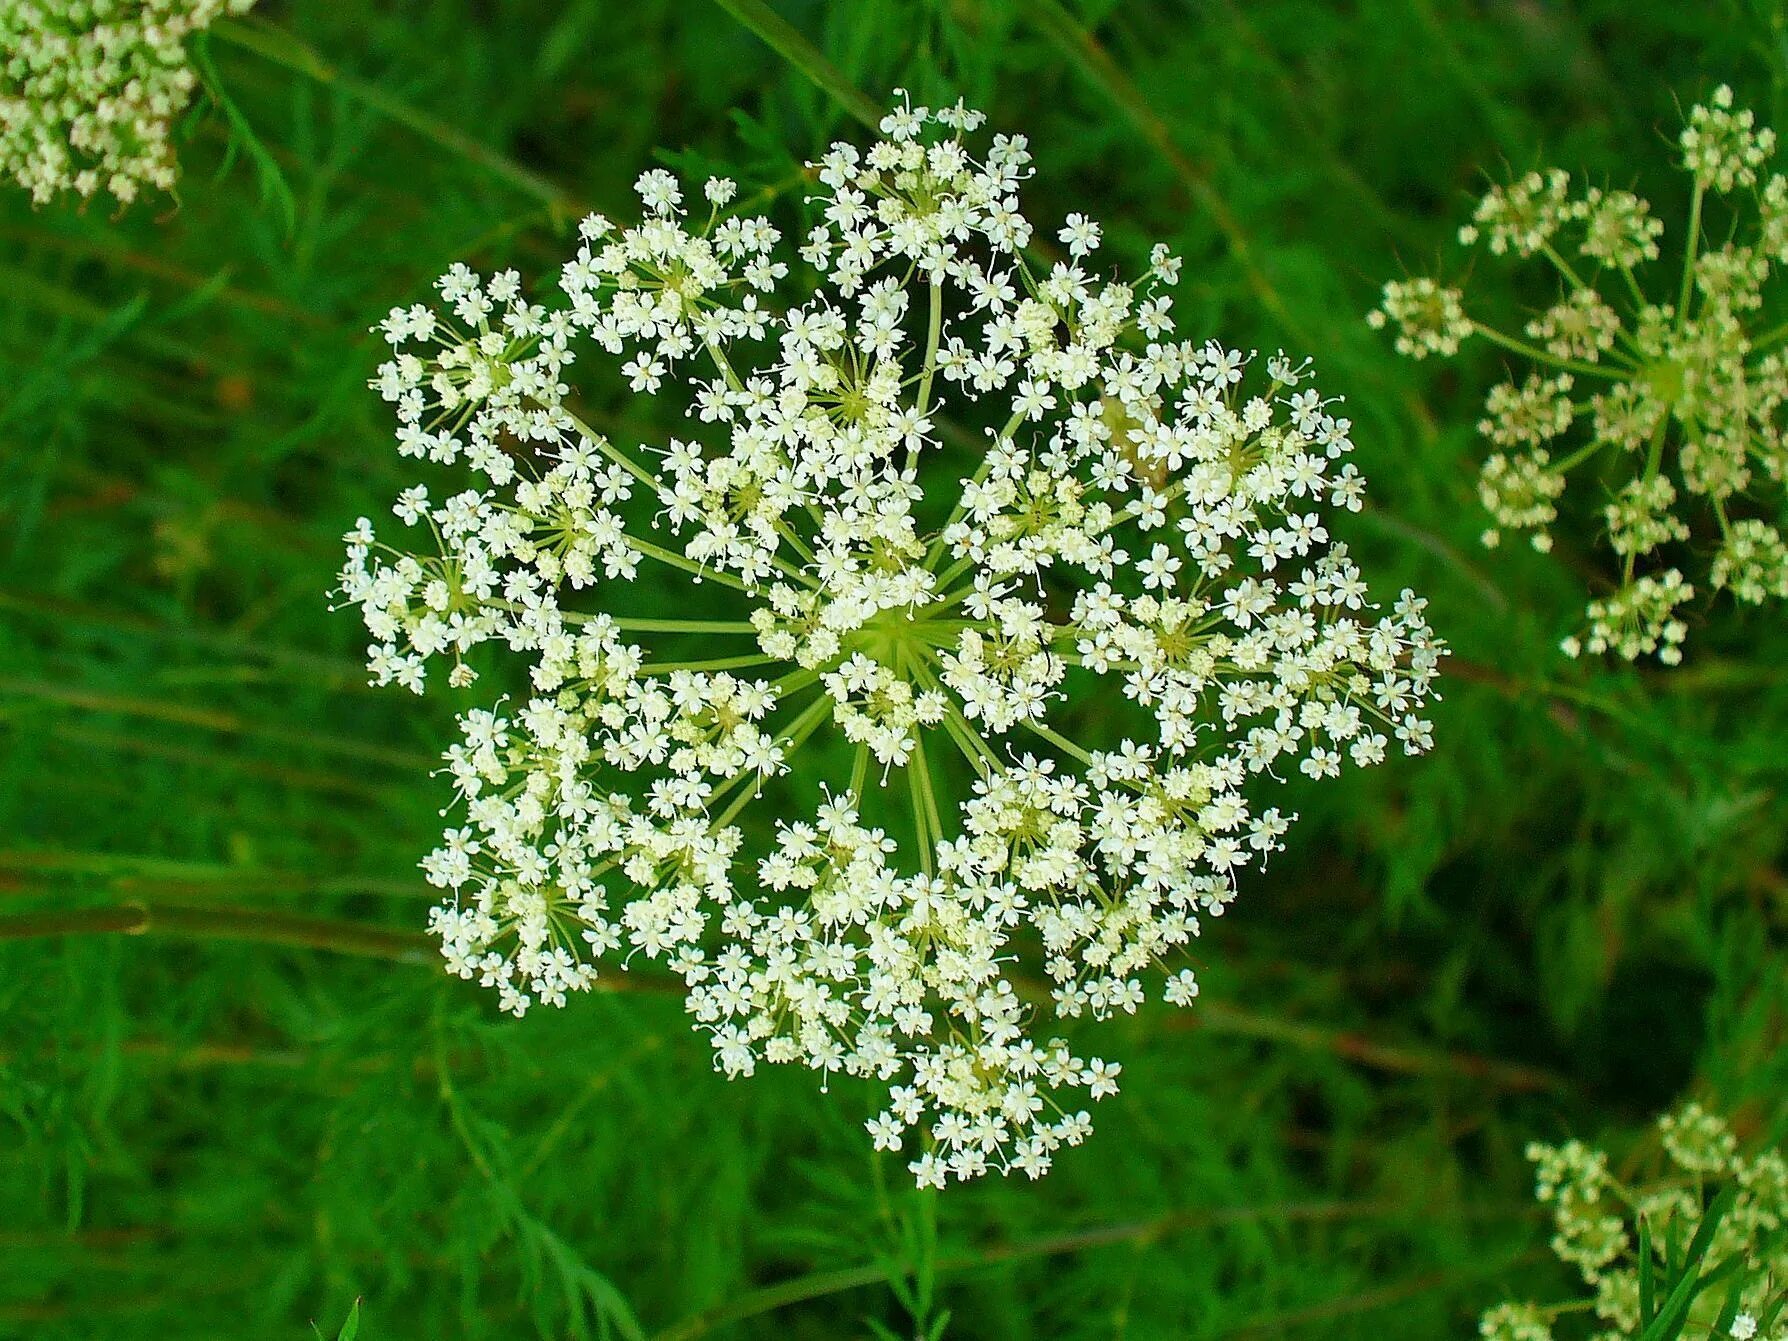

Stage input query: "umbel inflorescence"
[
  {"left": 0, "top": 0, "right": 255, "bottom": 206},
  {"left": 1372, "top": 86, "right": 1788, "bottom": 664},
  {"left": 1479, "top": 1103, "right": 1786, "bottom": 1341},
  {"left": 339, "top": 97, "right": 1441, "bottom": 1184}
]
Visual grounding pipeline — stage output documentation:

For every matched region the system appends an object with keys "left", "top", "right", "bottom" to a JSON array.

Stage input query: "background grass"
[{"left": 2, "top": 1, "right": 1785, "bottom": 1336}]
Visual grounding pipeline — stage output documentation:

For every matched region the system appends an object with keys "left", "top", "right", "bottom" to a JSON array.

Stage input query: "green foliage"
[
  {"left": 1483, "top": 1106, "right": 1785, "bottom": 1338},
  {"left": 0, "top": 1, "right": 1783, "bottom": 1338},
  {"left": 189, "top": 30, "right": 299, "bottom": 239}
]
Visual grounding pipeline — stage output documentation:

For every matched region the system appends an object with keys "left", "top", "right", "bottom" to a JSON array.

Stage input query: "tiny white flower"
[{"left": 1059, "top": 212, "right": 1102, "bottom": 257}]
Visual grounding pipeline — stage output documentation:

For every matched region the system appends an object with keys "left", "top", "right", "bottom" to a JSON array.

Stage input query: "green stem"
[
  {"left": 907, "top": 660, "right": 998, "bottom": 776},
  {"left": 1749, "top": 317, "right": 1788, "bottom": 351},
  {"left": 1538, "top": 240, "right": 1594, "bottom": 295},
  {"left": 1639, "top": 409, "right": 1670, "bottom": 489},
  {"left": 637, "top": 654, "right": 781, "bottom": 674},
  {"left": 1621, "top": 411, "right": 1675, "bottom": 586},
  {"left": 908, "top": 729, "right": 945, "bottom": 863},
  {"left": 565, "top": 412, "right": 667, "bottom": 492},
  {"left": 1677, "top": 178, "right": 1705, "bottom": 327},
  {"left": 494, "top": 604, "right": 755, "bottom": 635},
  {"left": 779, "top": 692, "right": 835, "bottom": 754},
  {"left": 709, "top": 778, "right": 762, "bottom": 832},
  {"left": 1553, "top": 437, "right": 1615, "bottom": 473},
  {"left": 1470, "top": 322, "right": 1625, "bottom": 380},
  {"left": 1710, "top": 494, "right": 1734, "bottom": 542},
  {"left": 700, "top": 334, "right": 746, "bottom": 393},
  {"left": 603, "top": 616, "right": 758, "bottom": 635},
  {"left": 707, "top": 0, "right": 882, "bottom": 130},
  {"left": 906, "top": 755, "right": 936, "bottom": 879},
  {"left": 936, "top": 709, "right": 995, "bottom": 777},
  {"left": 628, "top": 537, "right": 754, "bottom": 592},
  {"left": 211, "top": 17, "right": 578, "bottom": 218},
  {"left": 693, "top": 689, "right": 834, "bottom": 831},
  {"left": 1018, "top": 717, "right": 1095, "bottom": 765},
  {"left": 915, "top": 281, "right": 943, "bottom": 417},
  {"left": 771, "top": 666, "right": 823, "bottom": 695}
]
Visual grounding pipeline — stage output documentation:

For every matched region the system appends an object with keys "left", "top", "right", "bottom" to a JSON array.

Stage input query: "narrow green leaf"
[
  {"left": 189, "top": 32, "right": 298, "bottom": 238},
  {"left": 1678, "top": 1185, "right": 1738, "bottom": 1283},
  {"left": 1643, "top": 1247, "right": 1744, "bottom": 1341},
  {"left": 1760, "top": 1282, "right": 1788, "bottom": 1330},
  {"left": 1639, "top": 1186, "right": 1739, "bottom": 1341},
  {"left": 1711, "top": 1277, "right": 1745, "bottom": 1336}
]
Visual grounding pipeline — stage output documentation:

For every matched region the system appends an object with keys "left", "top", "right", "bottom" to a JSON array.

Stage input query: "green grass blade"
[{"left": 708, "top": 0, "right": 882, "bottom": 129}]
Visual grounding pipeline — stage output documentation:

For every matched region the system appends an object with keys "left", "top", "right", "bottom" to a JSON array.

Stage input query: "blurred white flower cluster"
[
  {"left": 0, "top": 0, "right": 255, "bottom": 206},
  {"left": 1372, "top": 86, "right": 1788, "bottom": 664},
  {"left": 340, "top": 96, "right": 1441, "bottom": 1183},
  {"left": 1479, "top": 1103, "right": 1787, "bottom": 1341}
]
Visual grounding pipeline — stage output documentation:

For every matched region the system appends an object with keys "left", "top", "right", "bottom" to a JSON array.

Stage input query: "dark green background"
[{"left": 1, "top": 1, "right": 1783, "bottom": 1336}]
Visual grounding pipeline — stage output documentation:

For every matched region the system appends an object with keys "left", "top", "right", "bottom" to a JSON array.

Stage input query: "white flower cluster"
[
  {"left": 1372, "top": 85, "right": 1788, "bottom": 664},
  {"left": 340, "top": 97, "right": 1441, "bottom": 1184},
  {"left": 0, "top": 0, "right": 255, "bottom": 206},
  {"left": 1479, "top": 1103, "right": 1787, "bottom": 1341}
]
